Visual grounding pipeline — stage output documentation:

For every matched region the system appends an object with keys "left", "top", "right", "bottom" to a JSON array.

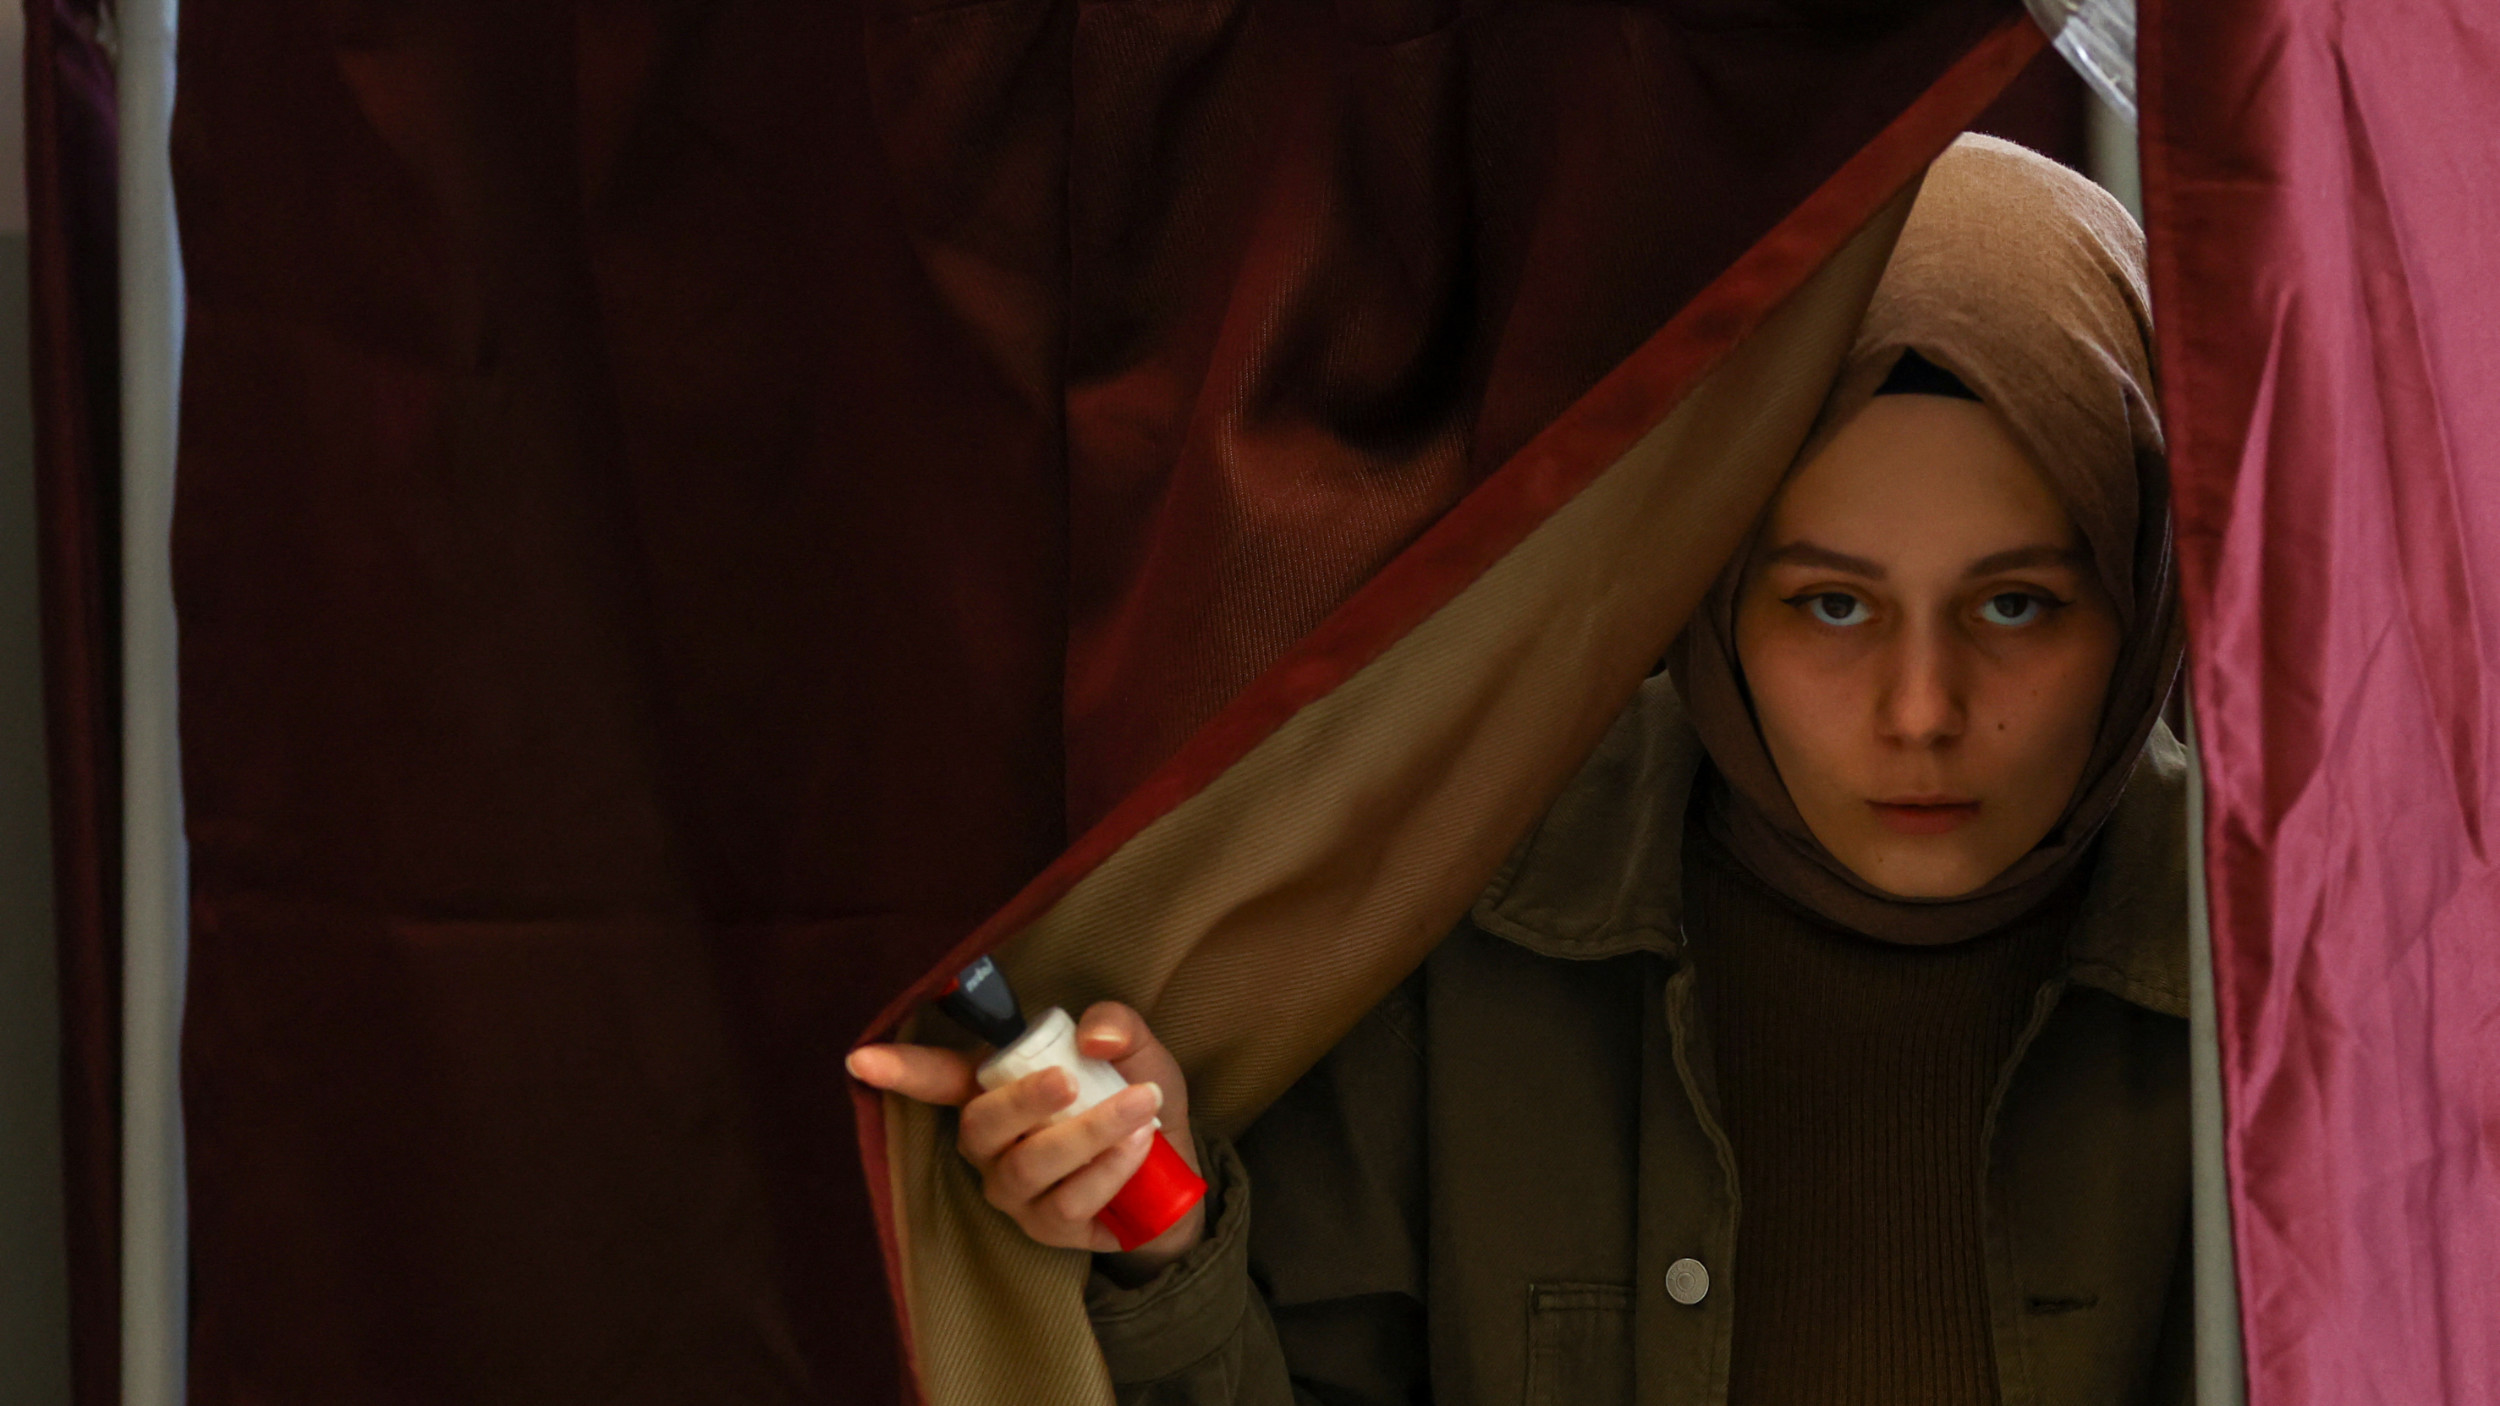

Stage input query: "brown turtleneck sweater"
[{"left": 1682, "top": 814, "right": 2074, "bottom": 1406}]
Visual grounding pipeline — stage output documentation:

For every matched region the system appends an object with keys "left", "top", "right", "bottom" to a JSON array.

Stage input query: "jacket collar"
[{"left": 1470, "top": 676, "right": 2189, "bottom": 1019}]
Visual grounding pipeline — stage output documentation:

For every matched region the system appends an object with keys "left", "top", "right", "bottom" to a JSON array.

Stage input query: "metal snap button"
[{"left": 1665, "top": 1257, "right": 1709, "bottom": 1305}]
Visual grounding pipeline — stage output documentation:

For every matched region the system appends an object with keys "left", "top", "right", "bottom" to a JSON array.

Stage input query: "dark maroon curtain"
[
  {"left": 22, "top": 4, "right": 121, "bottom": 1406},
  {"left": 165, "top": 1, "right": 2028, "bottom": 1401},
  {"left": 2145, "top": 1, "right": 2500, "bottom": 1401},
  {"left": 1968, "top": 44, "right": 2087, "bottom": 169}
]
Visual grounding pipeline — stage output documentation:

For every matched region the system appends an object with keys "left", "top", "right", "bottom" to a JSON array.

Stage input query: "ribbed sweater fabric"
[{"left": 1683, "top": 815, "right": 2072, "bottom": 1406}]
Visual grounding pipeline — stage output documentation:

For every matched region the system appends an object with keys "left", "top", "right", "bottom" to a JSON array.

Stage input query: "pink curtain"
[{"left": 2144, "top": 2, "right": 2500, "bottom": 1401}]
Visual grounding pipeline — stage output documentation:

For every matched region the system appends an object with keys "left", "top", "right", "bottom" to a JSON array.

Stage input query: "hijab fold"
[{"left": 1669, "top": 134, "right": 2183, "bottom": 946}]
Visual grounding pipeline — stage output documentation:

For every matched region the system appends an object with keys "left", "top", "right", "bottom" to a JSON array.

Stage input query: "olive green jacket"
[{"left": 1085, "top": 679, "right": 2194, "bottom": 1406}]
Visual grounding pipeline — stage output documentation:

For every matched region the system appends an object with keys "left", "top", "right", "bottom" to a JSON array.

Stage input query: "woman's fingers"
[
  {"left": 861, "top": 1005, "right": 1196, "bottom": 1259},
  {"left": 1076, "top": 1002, "right": 1197, "bottom": 1173},
  {"left": 1043, "top": 1125, "right": 1158, "bottom": 1229},
  {"left": 984, "top": 1081, "right": 1162, "bottom": 1213},
  {"left": 845, "top": 1043, "right": 981, "bottom": 1108},
  {"left": 1074, "top": 1001, "right": 1149, "bottom": 1062},
  {"left": 956, "top": 1066, "right": 1077, "bottom": 1164}
]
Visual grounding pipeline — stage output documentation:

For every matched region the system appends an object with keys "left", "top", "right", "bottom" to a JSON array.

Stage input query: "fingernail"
[
  {"left": 1118, "top": 1083, "right": 1161, "bottom": 1119},
  {"left": 1042, "top": 1068, "right": 1075, "bottom": 1103},
  {"left": 844, "top": 1049, "right": 876, "bottom": 1081}
]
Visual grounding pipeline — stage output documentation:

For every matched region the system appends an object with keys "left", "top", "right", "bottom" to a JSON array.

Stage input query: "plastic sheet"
[{"left": 2027, "top": 0, "right": 2137, "bottom": 124}]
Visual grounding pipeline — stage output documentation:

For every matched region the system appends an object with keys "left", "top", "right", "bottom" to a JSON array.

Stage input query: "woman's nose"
[{"left": 1876, "top": 631, "right": 1966, "bottom": 746}]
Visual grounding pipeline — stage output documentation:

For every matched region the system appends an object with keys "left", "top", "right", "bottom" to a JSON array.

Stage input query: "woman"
[{"left": 851, "top": 134, "right": 2192, "bottom": 1405}]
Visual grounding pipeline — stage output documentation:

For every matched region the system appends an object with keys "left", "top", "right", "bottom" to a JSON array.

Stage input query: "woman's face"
[{"left": 1734, "top": 394, "right": 2122, "bottom": 899}]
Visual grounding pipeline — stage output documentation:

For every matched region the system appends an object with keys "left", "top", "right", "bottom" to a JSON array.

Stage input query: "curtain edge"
[{"left": 23, "top": 7, "right": 127, "bottom": 1406}]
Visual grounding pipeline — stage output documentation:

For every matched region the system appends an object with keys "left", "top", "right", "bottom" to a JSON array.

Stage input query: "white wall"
[{"left": 1, "top": 6, "right": 78, "bottom": 1406}]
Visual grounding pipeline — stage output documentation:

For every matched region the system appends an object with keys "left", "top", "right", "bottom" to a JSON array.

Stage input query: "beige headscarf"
[{"left": 1668, "top": 133, "right": 2183, "bottom": 945}]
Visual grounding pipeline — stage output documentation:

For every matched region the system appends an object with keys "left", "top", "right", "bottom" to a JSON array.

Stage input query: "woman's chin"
[{"left": 1832, "top": 837, "right": 2007, "bottom": 901}]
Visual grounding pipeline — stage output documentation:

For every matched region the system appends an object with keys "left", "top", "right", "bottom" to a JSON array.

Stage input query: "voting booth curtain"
[
  {"left": 2143, "top": 2, "right": 2500, "bottom": 1401},
  {"left": 155, "top": 3, "right": 2029, "bottom": 1401}
]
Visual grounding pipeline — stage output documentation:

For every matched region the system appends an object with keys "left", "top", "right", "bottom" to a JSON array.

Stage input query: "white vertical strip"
[
  {"left": 2086, "top": 93, "right": 2143, "bottom": 224},
  {"left": 117, "top": 0, "right": 188, "bottom": 1402},
  {"left": 2183, "top": 699, "right": 2247, "bottom": 1403}
]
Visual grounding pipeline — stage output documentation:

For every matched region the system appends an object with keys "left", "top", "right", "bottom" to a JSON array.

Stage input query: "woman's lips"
[{"left": 1869, "top": 798, "right": 1981, "bottom": 835}]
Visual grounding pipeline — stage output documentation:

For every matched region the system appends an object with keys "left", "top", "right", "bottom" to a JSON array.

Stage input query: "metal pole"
[
  {"left": 116, "top": 0, "right": 187, "bottom": 1400},
  {"left": 2183, "top": 698, "right": 2247, "bottom": 1404}
]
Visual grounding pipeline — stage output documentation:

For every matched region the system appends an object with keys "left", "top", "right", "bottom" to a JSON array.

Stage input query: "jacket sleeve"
[
  {"left": 1084, "top": 977, "right": 1432, "bottom": 1406},
  {"left": 1085, "top": 1137, "right": 1306, "bottom": 1406}
]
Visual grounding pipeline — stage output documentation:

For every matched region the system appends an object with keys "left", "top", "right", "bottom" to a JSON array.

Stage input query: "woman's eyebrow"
[
  {"left": 1762, "top": 541, "right": 1886, "bottom": 578},
  {"left": 1964, "top": 545, "right": 2087, "bottom": 576}
]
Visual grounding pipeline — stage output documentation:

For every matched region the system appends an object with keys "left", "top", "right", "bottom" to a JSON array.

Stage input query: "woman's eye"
[
  {"left": 1797, "top": 592, "right": 1867, "bottom": 627},
  {"left": 1978, "top": 591, "right": 2049, "bottom": 626}
]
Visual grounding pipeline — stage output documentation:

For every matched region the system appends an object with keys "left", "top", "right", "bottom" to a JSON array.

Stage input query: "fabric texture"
[
  {"left": 1083, "top": 677, "right": 2195, "bottom": 1406},
  {"left": 21, "top": 5, "right": 124, "bottom": 1405},
  {"left": 1085, "top": 1141, "right": 1281, "bottom": 1395},
  {"left": 1671, "top": 133, "right": 2183, "bottom": 945},
  {"left": 1684, "top": 823, "right": 2075, "bottom": 1405},
  {"left": 2141, "top": 1, "right": 2500, "bottom": 1401}
]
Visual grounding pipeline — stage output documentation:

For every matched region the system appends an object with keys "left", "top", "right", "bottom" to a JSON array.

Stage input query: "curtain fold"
[
  {"left": 2143, "top": 2, "right": 2500, "bottom": 1401},
  {"left": 22, "top": 4, "right": 122, "bottom": 1405}
]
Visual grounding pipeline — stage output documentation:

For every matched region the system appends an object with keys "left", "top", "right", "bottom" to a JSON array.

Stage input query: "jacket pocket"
[{"left": 1523, "top": 1283, "right": 1633, "bottom": 1406}]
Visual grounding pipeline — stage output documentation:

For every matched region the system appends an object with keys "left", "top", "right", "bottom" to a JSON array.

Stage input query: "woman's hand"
[{"left": 847, "top": 1001, "right": 1208, "bottom": 1277}]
